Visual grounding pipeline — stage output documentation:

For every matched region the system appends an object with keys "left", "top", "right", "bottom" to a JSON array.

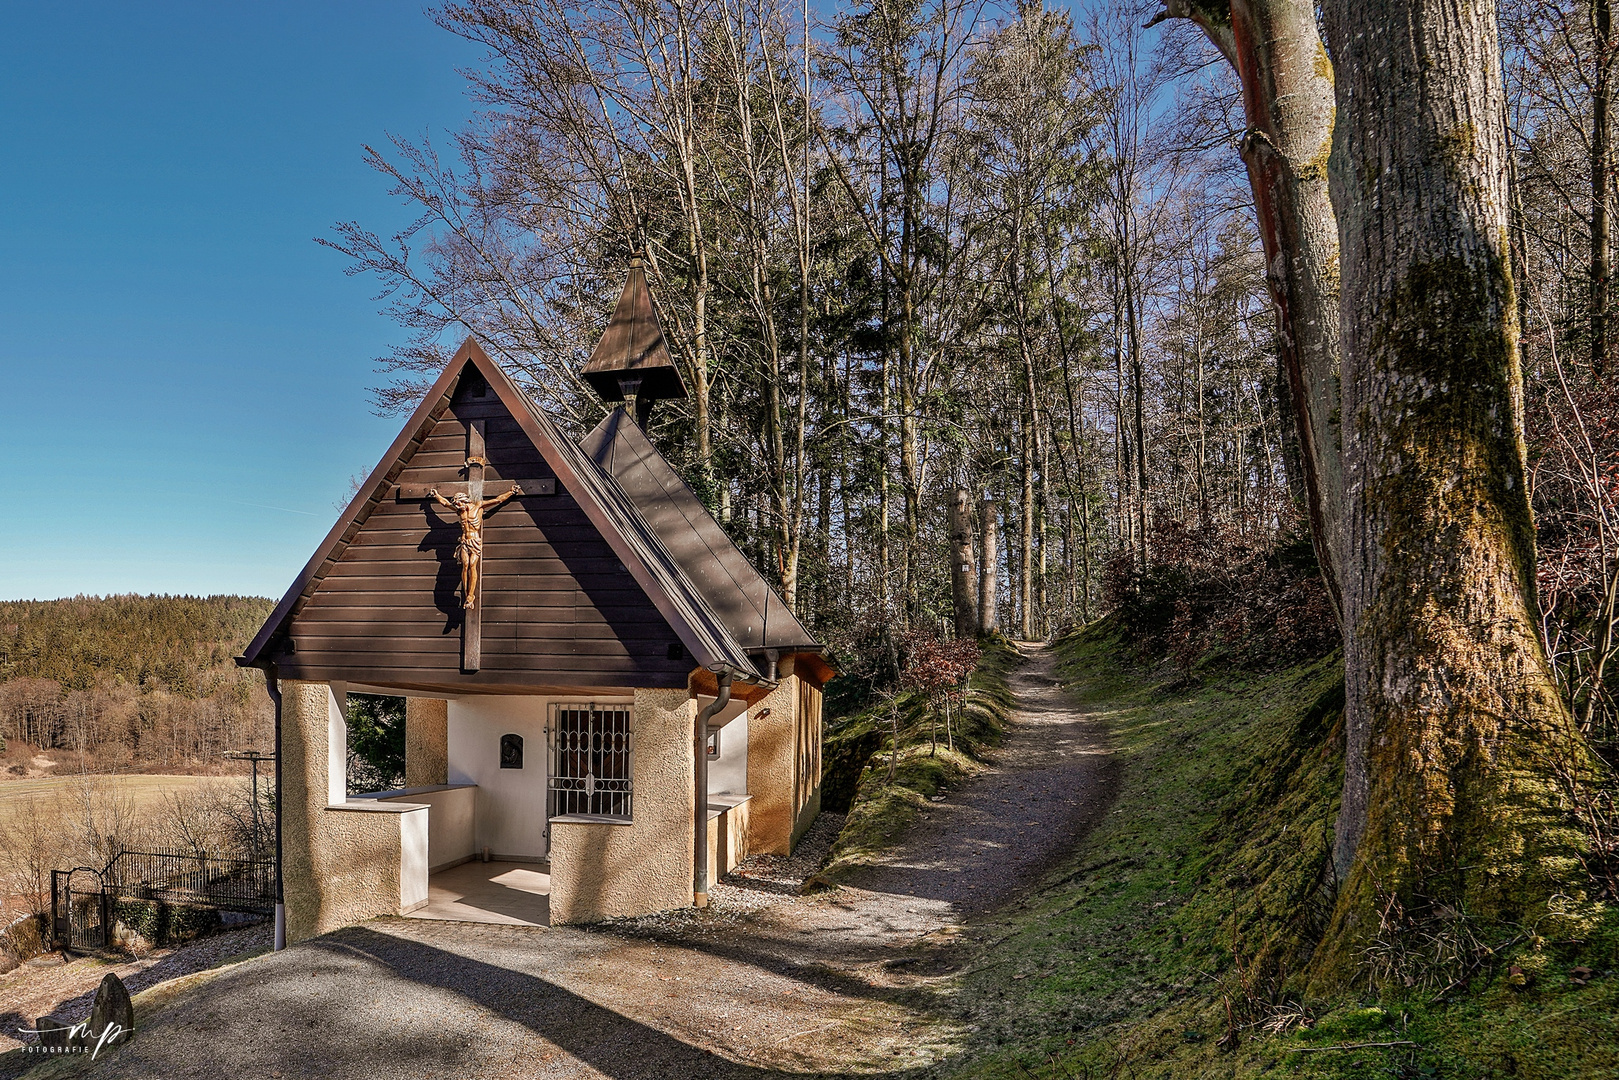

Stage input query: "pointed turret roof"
[{"left": 581, "top": 260, "right": 689, "bottom": 405}]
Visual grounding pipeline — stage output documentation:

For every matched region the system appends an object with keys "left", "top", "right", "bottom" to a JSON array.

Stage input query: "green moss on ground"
[
  {"left": 940, "top": 622, "right": 1619, "bottom": 1080},
  {"left": 817, "top": 639, "right": 1018, "bottom": 881}
]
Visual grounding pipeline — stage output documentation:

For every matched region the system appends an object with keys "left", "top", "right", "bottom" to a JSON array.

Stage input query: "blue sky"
[{"left": 0, "top": 2, "right": 481, "bottom": 600}]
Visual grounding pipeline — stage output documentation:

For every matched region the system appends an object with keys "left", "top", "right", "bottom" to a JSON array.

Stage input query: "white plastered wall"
[
  {"left": 446, "top": 693, "right": 635, "bottom": 860},
  {"left": 399, "top": 807, "right": 429, "bottom": 910},
  {"left": 704, "top": 697, "right": 749, "bottom": 796},
  {"left": 448, "top": 696, "right": 549, "bottom": 859},
  {"left": 326, "top": 682, "right": 348, "bottom": 804}
]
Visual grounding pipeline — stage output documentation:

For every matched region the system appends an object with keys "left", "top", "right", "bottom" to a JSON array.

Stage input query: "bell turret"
[{"left": 581, "top": 258, "right": 689, "bottom": 426}]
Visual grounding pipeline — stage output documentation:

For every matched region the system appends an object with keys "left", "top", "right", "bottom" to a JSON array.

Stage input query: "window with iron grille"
[{"left": 549, "top": 703, "right": 634, "bottom": 820}]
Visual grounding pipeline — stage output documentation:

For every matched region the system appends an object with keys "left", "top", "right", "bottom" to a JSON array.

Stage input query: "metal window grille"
[{"left": 549, "top": 703, "right": 634, "bottom": 819}]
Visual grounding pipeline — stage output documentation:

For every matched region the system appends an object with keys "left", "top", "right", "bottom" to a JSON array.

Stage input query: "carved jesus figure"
[{"left": 428, "top": 483, "right": 522, "bottom": 609}]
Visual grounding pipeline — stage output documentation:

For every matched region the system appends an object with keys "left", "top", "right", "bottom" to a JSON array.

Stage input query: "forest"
[
  {"left": 324, "top": 0, "right": 1619, "bottom": 1020},
  {"left": 329, "top": 0, "right": 1615, "bottom": 752},
  {"left": 0, "top": 595, "right": 275, "bottom": 772}
]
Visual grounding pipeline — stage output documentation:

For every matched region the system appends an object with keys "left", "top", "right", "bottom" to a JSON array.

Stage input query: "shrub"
[
  {"left": 114, "top": 899, "right": 222, "bottom": 947},
  {"left": 346, "top": 693, "right": 406, "bottom": 795},
  {"left": 1104, "top": 518, "right": 1339, "bottom": 672},
  {"left": 1, "top": 912, "right": 48, "bottom": 963}
]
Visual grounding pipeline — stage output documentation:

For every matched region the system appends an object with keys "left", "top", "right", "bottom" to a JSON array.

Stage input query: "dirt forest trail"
[
  {"left": 838, "top": 641, "right": 1119, "bottom": 915},
  {"left": 4, "top": 643, "right": 1120, "bottom": 1080}
]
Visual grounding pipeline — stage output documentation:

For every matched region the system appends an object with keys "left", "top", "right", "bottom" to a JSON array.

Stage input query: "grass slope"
[
  {"left": 6, "top": 941, "right": 272, "bottom": 1080},
  {"left": 944, "top": 623, "right": 1618, "bottom": 1080},
  {"left": 818, "top": 640, "right": 1019, "bottom": 882}
]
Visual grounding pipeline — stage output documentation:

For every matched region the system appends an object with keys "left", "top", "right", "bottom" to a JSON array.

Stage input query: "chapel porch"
[
  {"left": 404, "top": 859, "right": 552, "bottom": 927},
  {"left": 272, "top": 679, "right": 795, "bottom": 942}
]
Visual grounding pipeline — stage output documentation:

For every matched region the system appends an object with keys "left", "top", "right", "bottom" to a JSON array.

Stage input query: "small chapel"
[{"left": 239, "top": 261, "right": 829, "bottom": 943}]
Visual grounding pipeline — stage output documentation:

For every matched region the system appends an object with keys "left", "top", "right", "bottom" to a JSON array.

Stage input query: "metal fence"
[
  {"left": 549, "top": 703, "right": 634, "bottom": 819},
  {"left": 103, "top": 847, "right": 277, "bottom": 915},
  {"left": 51, "top": 867, "right": 110, "bottom": 953}
]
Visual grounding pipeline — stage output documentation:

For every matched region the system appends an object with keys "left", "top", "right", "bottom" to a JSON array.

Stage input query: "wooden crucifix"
[
  {"left": 396, "top": 418, "right": 556, "bottom": 672},
  {"left": 421, "top": 421, "right": 522, "bottom": 672}
]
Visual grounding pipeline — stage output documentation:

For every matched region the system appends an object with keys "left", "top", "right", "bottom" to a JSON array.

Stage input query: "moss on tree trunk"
[{"left": 1312, "top": 0, "right": 1602, "bottom": 990}]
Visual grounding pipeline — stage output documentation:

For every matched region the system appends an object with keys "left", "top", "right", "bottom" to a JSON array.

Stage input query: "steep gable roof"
[
  {"left": 581, "top": 408, "right": 819, "bottom": 655},
  {"left": 239, "top": 338, "right": 758, "bottom": 682}
]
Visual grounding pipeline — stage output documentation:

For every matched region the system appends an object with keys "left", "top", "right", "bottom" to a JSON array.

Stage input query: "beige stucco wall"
[
  {"left": 548, "top": 687, "right": 694, "bottom": 924},
  {"left": 727, "top": 797, "right": 751, "bottom": 873},
  {"left": 373, "top": 785, "right": 476, "bottom": 871},
  {"left": 746, "top": 660, "right": 822, "bottom": 855},
  {"left": 746, "top": 668, "right": 796, "bottom": 855},
  {"left": 280, "top": 680, "right": 426, "bottom": 943},
  {"left": 705, "top": 796, "right": 751, "bottom": 877},
  {"left": 792, "top": 677, "right": 823, "bottom": 847},
  {"left": 405, "top": 697, "right": 449, "bottom": 787}
]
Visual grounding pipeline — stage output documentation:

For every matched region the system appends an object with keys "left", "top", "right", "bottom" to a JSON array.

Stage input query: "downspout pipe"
[
  {"left": 262, "top": 664, "right": 286, "bottom": 952},
  {"left": 694, "top": 671, "right": 732, "bottom": 908}
]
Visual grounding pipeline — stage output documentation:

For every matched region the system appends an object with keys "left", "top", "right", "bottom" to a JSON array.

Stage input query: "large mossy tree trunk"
[
  {"left": 1316, "top": 0, "right": 1596, "bottom": 980},
  {"left": 1151, "top": 0, "right": 1345, "bottom": 620}
]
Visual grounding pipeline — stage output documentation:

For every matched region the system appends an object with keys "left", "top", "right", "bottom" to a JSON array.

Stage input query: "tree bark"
[
  {"left": 1020, "top": 397, "right": 1036, "bottom": 639},
  {"left": 1593, "top": 0, "right": 1614, "bottom": 378},
  {"left": 1151, "top": 0, "right": 1345, "bottom": 617},
  {"left": 1319, "top": 0, "right": 1595, "bottom": 958},
  {"left": 979, "top": 498, "right": 999, "bottom": 635},
  {"left": 948, "top": 488, "right": 979, "bottom": 638},
  {"left": 898, "top": 293, "right": 923, "bottom": 624},
  {"left": 1123, "top": 217, "right": 1151, "bottom": 572}
]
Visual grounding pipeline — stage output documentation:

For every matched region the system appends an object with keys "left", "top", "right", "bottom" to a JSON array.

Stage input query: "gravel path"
[
  {"left": 841, "top": 643, "right": 1118, "bottom": 914},
  {"left": 3, "top": 643, "right": 1116, "bottom": 1079}
]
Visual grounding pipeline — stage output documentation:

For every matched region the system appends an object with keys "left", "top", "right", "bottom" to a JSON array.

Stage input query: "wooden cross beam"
[
  {"left": 394, "top": 478, "right": 555, "bottom": 501},
  {"left": 463, "top": 421, "right": 485, "bottom": 673},
  {"left": 395, "top": 421, "right": 556, "bottom": 674}
]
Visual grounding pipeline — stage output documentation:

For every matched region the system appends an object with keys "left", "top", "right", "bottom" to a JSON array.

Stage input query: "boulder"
[
  {"left": 34, "top": 1016, "right": 80, "bottom": 1050},
  {"left": 86, "top": 972, "right": 134, "bottom": 1050}
]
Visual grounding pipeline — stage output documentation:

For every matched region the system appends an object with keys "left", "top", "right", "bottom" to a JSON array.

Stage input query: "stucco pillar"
[
  {"left": 279, "top": 680, "right": 425, "bottom": 943},
  {"left": 405, "top": 697, "right": 449, "bottom": 787},
  {"left": 278, "top": 680, "right": 326, "bottom": 940},
  {"left": 747, "top": 659, "right": 805, "bottom": 856},
  {"left": 548, "top": 688, "right": 695, "bottom": 923}
]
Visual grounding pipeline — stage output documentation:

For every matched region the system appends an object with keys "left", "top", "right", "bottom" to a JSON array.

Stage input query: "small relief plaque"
[{"left": 500, "top": 733, "right": 524, "bottom": 770}]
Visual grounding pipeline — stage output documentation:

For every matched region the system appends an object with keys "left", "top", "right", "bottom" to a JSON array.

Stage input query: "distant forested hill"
[
  {"left": 0, "top": 595, "right": 274, "bottom": 694},
  {"left": 0, "top": 595, "right": 276, "bottom": 771}
]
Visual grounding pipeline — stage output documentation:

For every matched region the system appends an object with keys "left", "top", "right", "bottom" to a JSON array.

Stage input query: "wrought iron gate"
[
  {"left": 49, "top": 848, "right": 277, "bottom": 952},
  {"left": 51, "top": 867, "right": 110, "bottom": 952}
]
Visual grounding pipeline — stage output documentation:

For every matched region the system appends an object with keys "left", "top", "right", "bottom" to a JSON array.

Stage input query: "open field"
[
  {"left": 0, "top": 774, "right": 251, "bottom": 821},
  {"left": 0, "top": 774, "right": 260, "bottom": 928}
]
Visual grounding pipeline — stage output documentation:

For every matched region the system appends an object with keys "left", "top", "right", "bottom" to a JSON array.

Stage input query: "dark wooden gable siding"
[{"left": 277, "top": 374, "right": 693, "bottom": 691}]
